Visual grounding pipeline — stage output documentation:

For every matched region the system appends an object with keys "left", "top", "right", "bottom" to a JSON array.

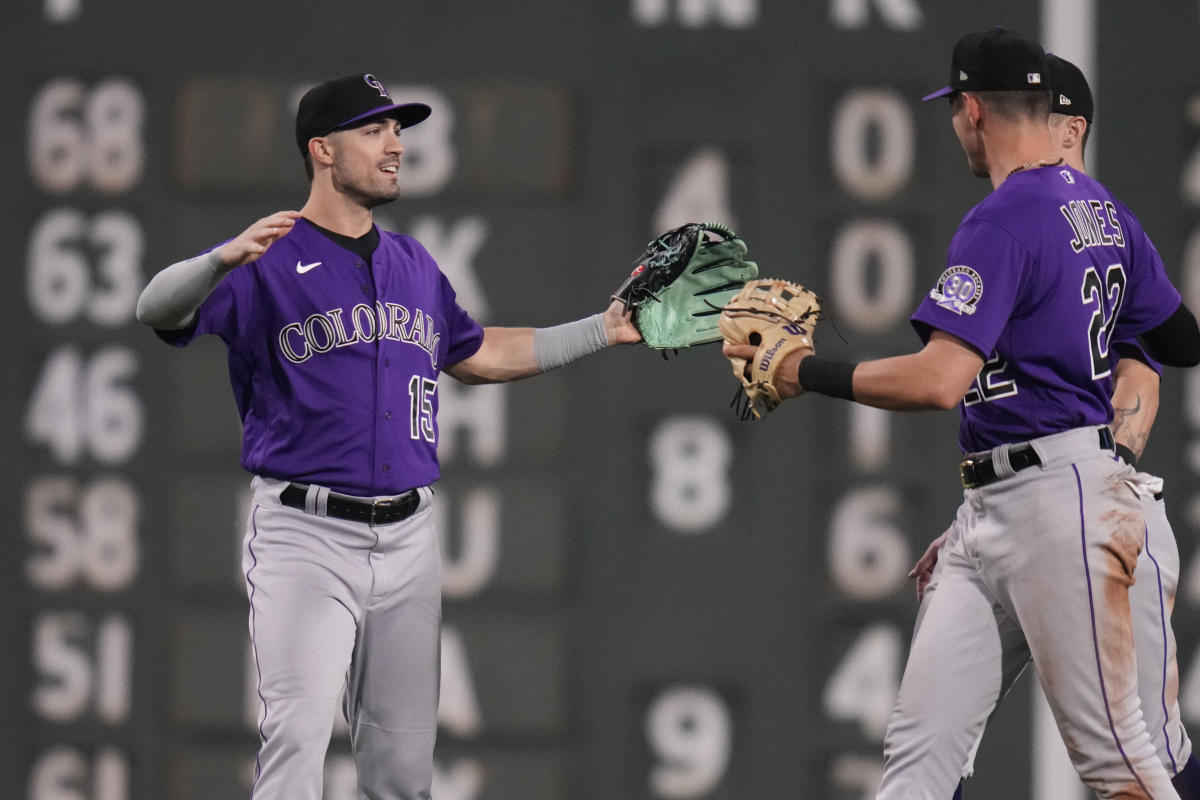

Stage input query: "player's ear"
[
  {"left": 1064, "top": 117, "right": 1087, "bottom": 149},
  {"left": 308, "top": 136, "right": 335, "bottom": 168},
  {"left": 960, "top": 92, "right": 984, "bottom": 127}
]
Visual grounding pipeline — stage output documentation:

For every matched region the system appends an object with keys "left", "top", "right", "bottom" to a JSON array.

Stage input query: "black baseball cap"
[
  {"left": 295, "top": 73, "right": 431, "bottom": 155},
  {"left": 1048, "top": 54, "right": 1094, "bottom": 121},
  {"left": 922, "top": 27, "right": 1049, "bottom": 102}
]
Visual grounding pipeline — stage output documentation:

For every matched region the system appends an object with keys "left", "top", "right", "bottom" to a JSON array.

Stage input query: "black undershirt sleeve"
[{"left": 1141, "top": 301, "right": 1200, "bottom": 368}]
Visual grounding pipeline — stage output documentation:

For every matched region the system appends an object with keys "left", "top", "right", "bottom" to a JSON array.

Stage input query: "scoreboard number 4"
[{"left": 25, "top": 345, "right": 144, "bottom": 466}]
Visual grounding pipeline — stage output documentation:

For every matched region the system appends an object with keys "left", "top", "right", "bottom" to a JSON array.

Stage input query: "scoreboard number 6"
[
  {"left": 25, "top": 345, "right": 144, "bottom": 465},
  {"left": 28, "top": 77, "right": 145, "bottom": 195}
]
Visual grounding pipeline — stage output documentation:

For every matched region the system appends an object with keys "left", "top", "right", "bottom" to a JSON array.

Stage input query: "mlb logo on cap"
[{"left": 922, "top": 27, "right": 1050, "bottom": 102}]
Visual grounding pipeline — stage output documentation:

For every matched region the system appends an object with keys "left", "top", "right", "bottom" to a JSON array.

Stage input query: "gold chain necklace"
[{"left": 1007, "top": 157, "right": 1064, "bottom": 178}]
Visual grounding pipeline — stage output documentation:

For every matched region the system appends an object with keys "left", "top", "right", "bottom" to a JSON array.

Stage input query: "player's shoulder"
[{"left": 962, "top": 167, "right": 1083, "bottom": 232}]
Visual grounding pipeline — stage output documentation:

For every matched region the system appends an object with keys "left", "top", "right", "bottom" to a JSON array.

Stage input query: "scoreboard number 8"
[
  {"left": 648, "top": 415, "right": 732, "bottom": 533},
  {"left": 28, "top": 78, "right": 145, "bottom": 196}
]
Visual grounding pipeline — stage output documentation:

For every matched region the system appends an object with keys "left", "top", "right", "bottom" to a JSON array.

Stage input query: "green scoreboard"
[{"left": 5, "top": 1, "right": 1200, "bottom": 798}]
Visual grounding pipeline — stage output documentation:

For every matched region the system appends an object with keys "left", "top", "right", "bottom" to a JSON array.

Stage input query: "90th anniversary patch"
[{"left": 930, "top": 265, "right": 983, "bottom": 315}]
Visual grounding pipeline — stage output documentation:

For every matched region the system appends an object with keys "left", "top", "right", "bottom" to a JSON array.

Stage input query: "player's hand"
[
  {"left": 602, "top": 298, "right": 642, "bottom": 345},
  {"left": 720, "top": 342, "right": 811, "bottom": 400},
  {"left": 908, "top": 530, "right": 949, "bottom": 603},
  {"left": 215, "top": 210, "right": 302, "bottom": 269}
]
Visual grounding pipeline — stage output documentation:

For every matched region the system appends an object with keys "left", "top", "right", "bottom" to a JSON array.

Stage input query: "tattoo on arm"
[{"left": 1110, "top": 393, "right": 1150, "bottom": 460}]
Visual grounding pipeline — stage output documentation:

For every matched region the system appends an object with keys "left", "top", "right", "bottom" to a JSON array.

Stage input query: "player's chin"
[{"left": 364, "top": 183, "right": 402, "bottom": 208}]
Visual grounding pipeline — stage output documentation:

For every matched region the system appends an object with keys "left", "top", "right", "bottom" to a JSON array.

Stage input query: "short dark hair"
[{"left": 972, "top": 89, "right": 1052, "bottom": 121}]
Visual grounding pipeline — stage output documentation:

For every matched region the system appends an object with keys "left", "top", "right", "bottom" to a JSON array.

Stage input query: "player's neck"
[
  {"left": 300, "top": 189, "right": 376, "bottom": 238},
  {"left": 986, "top": 124, "right": 1059, "bottom": 190}
]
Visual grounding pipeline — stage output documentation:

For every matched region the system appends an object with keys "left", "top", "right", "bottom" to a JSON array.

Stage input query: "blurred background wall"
[{"left": 4, "top": 1, "right": 1200, "bottom": 797}]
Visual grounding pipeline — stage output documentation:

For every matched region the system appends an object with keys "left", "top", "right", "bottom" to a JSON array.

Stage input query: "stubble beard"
[{"left": 332, "top": 161, "right": 401, "bottom": 209}]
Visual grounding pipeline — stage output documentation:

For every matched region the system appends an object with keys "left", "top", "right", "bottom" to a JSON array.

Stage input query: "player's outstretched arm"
[
  {"left": 445, "top": 300, "right": 639, "bottom": 385},
  {"left": 847, "top": 333, "right": 983, "bottom": 410},
  {"left": 135, "top": 210, "right": 301, "bottom": 330},
  {"left": 722, "top": 330, "right": 983, "bottom": 411},
  {"left": 1110, "top": 356, "right": 1160, "bottom": 466}
]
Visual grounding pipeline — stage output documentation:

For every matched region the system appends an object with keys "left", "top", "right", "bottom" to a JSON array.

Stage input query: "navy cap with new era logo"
[
  {"left": 1048, "top": 54, "right": 1094, "bottom": 122},
  {"left": 295, "top": 73, "right": 431, "bottom": 156},
  {"left": 922, "top": 27, "right": 1049, "bottom": 102}
]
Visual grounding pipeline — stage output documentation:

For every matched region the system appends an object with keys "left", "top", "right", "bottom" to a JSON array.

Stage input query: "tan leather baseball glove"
[{"left": 718, "top": 278, "right": 821, "bottom": 419}]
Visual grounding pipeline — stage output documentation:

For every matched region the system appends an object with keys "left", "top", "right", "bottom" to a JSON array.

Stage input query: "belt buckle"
[
  {"left": 370, "top": 495, "right": 399, "bottom": 524},
  {"left": 960, "top": 456, "right": 980, "bottom": 489}
]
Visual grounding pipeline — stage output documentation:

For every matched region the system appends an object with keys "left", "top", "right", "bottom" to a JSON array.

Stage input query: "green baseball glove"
[{"left": 612, "top": 222, "right": 759, "bottom": 350}]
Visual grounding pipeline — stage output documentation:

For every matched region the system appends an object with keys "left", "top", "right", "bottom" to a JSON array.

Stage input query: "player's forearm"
[
  {"left": 449, "top": 315, "right": 614, "bottom": 384},
  {"left": 809, "top": 333, "right": 982, "bottom": 411},
  {"left": 851, "top": 353, "right": 971, "bottom": 410},
  {"left": 1110, "top": 359, "right": 1160, "bottom": 463},
  {"left": 135, "top": 250, "right": 232, "bottom": 330},
  {"left": 446, "top": 327, "right": 541, "bottom": 384}
]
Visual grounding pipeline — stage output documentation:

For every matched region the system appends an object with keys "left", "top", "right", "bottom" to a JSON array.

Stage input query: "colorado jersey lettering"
[
  {"left": 276, "top": 302, "right": 441, "bottom": 366},
  {"left": 157, "top": 218, "right": 484, "bottom": 494},
  {"left": 911, "top": 164, "right": 1180, "bottom": 452}
]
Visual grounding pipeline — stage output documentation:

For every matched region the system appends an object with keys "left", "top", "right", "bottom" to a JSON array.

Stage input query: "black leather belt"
[
  {"left": 960, "top": 428, "right": 1115, "bottom": 489},
  {"left": 280, "top": 483, "right": 420, "bottom": 525}
]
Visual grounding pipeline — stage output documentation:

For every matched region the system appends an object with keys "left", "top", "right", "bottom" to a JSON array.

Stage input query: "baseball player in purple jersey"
[
  {"left": 723, "top": 28, "right": 1200, "bottom": 798},
  {"left": 912, "top": 53, "right": 1200, "bottom": 800},
  {"left": 136, "top": 73, "right": 640, "bottom": 799}
]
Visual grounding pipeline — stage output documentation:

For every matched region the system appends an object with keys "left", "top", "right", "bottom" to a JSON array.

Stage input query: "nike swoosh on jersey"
[{"left": 296, "top": 261, "right": 322, "bottom": 274}]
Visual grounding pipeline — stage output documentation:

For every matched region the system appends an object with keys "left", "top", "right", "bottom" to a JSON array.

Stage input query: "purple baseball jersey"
[
  {"left": 1113, "top": 339, "right": 1164, "bottom": 377},
  {"left": 911, "top": 164, "right": 1181, "bottom": 453},
  {"left": 159, "top": 219, "right": 484, "bottom": 495}
]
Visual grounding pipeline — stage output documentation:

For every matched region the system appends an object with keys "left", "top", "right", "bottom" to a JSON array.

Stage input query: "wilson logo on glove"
[{"left": 719, "top": 278, "right": 822, "bottom": 420}]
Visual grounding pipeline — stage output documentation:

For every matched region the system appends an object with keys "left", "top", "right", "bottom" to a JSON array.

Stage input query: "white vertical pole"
[{"left": 1043, "top": 0, "right": 1099, "bottom": 174}]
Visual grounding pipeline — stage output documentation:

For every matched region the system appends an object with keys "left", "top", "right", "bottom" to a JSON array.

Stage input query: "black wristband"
[
  {"left": 796, "top": 356, "right": 857, "bottom": 400},
  {"left": 1114, "top": 442, "right": 1138, "bottom": 468}
]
